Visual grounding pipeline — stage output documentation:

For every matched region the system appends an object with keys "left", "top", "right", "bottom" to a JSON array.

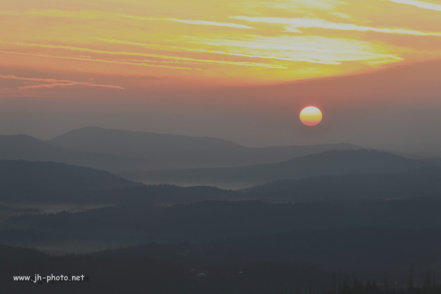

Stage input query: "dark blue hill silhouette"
[
  {"left": 138, "top": 149, "right": 424, "bottom": 187},
  {"left": 0, "top": 129, "right": 358, "bottom": 174},
  {"left": 243, "top": 167, "right": 441, "bottom": 202},
  {"left": 0, "top": 160, "right": 140, "bottom": 203},
  {"left": 0, "top": 134, "right": 145, "bottom": 172},
  {"left": 1, "top": 156, "right": 439, "bottom": 205},
  {"left": 49, "top": 126, "right": 357, "bottom": 170},
  {"left": 0, "top": 159, "right": 237, "bottom": 205}
]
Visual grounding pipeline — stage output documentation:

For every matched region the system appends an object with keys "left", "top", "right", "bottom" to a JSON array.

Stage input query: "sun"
[{"left": 299, "top": 106, "right": 323, "bottom": 127}]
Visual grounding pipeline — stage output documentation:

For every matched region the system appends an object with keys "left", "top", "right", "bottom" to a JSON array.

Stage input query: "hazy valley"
[{"left": 1, "top": 128, "right": 441, "bottom": 293}]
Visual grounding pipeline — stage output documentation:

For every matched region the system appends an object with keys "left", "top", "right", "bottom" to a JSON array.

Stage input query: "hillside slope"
[{"left": 136, "top": 150, "right": 423, "bottom": 187}]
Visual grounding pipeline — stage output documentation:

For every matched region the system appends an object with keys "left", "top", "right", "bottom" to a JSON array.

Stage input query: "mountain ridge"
[
  {"left": 47, "top": 126, "right": 359, "bottom": 171},
  {"left": 135, "top": 149, "right": 425, "bottom": 187},
  {"left": 0, "top": 159, "right": 140, "bottom": 204}
]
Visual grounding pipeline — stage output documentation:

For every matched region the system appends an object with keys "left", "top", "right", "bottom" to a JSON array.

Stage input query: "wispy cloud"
[
  {"left": 98, "top": 36, "right": 394, "bottom": 65},
  {"left": 263, "top": 0, "right": 343, "bottom": 10},
  {"left": 0, "top": 10, "right": 252, "bottom": 30},
  {"left": 0, "top": 49, "right": 198, "bottom": 71},
  {"left": 0, "top": 9, "right": 111, "bottom": 19},
  {"left": 1, "top": 0, "right": 440, "bottom": 83},
  {"left": 232, "top": 16, "right": 441, "bottom": 36},
  {"left": 2, "top": 41, "right": 285, "bottom": 69},
  {"left": 164, "top": 18, "right": 252, "bottom": 29},
  {"left": 387, "top": 0, "right": 441, "bottom": 11},
  {"left": 194, "top": 35, "right": 401, "bottom": 65},
  {"left": 0, "top": 75, "right": 125, "bottom": 91}
]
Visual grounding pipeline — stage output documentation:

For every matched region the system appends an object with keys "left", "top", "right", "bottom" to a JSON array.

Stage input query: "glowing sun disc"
[{"left": 299, "top": 106, "right": 323, "bottom": 127}]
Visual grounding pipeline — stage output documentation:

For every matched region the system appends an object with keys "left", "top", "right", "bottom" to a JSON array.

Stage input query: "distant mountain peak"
[{"left": 50, "top": 126, "right": 241, "bottom": 148}]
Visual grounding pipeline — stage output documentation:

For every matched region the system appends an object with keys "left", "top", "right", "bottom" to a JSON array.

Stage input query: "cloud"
[
  {"left": 1, "top": 1, "right": 439, "bottom": 83},
  {"left": 0, "top": 10, "right": 252, "bottom": 30},
  {"left": 164, "top": 18, "right": 252, "bottom": 29},
  {"left": 387, "top": 0, "right": 441, "bottom": 11},
  {"left": 0, "top": 9, "right": 111, "bottom": 19},
  {"left": 0, "top": 49, "right": 198, "bottom": 71},
  {"left": 194, "top": 35, "right": 401, "bottom": 65},
  {"left": 2, "top": 41, "right": 284, "bottom": 69},
  {"left": 120, "top": 14, "right": 254, "bottom": 29},
  {"left": 231, "top": 16, "right": 441, "bottom": 36},
  {"left": 263, "top": 0, "right": 343, "bottom": 10},
  {"left": 98, "top": 36, "right": 399, "bottom": 66},
  {"left": 0, "top": 75, "right": 125, "bottom": 91}
]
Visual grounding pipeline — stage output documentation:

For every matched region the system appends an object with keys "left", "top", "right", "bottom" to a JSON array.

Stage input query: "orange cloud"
[
  {"left": 0, "top": 75, "right": 125, "bottom": 91},
  {"left": 1, "top": 0, "right": 441, "bottom": 85}
]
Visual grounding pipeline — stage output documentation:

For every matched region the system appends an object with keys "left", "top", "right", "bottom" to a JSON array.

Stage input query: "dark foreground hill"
[
  {"left": 135, "top": 149, "right": 426, "bottom": 187},
  {"left": 0, "top": 244, "right": 334, "bottom": 294},
  {"left": 4, "top": 195, "right": 441, "bottom": 255},
  {"left": 1, "top": 160, "right": 441, "bottom": 285},
  {"left": 4, "top": 196, "right": 441, "bottom": 282},
  {"left": 1, "top": 236, "right": 440, "bottom": 294}
]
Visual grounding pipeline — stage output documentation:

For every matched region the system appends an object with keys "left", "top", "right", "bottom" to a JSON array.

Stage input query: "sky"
[{"left": 0, "top": 0, "right": 441, "bottom": 155}]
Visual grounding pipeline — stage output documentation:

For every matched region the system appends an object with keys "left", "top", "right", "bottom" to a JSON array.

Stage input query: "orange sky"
[
  {"left": 1, "top": 0, "right": 441, "bottom": 156},
  {"left": 1, "top": 0, "right": 441, "bottom": 94}
]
